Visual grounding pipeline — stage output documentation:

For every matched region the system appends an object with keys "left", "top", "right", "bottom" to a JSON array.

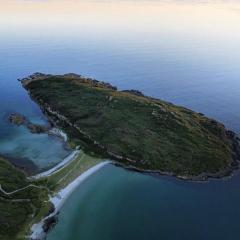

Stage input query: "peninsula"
[{"left": 21, "top": 73, "right": 240, "bottom": 180}]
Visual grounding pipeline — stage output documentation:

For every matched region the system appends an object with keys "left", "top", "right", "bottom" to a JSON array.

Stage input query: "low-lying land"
[
  {"left": 0, "top": 150, "right": 103, "bottom": 239},
  {"left": 36, "top": 150, "right": 102, "bottom": 192},
  {"left": 21, "top": 73, "right": 240, "bottom": 179}
]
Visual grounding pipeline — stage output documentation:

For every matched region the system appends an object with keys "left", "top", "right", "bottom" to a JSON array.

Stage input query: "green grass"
[
  {"left": 25, "top": 75, "right": 236, "bottom": 176},
  {"left": 0, "top": 157, "right": 49, "bottom": 240},
  {"left": 36, "top": 151, "right": 103, "bottom": 191}
]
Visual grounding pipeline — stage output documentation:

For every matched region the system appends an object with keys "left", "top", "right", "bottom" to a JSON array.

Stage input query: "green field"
[
  {"left": 36, "top": 151, "right": 103, "bottom": 191},
  {"left": 0, "top": 157, "right": 49, "bottom": 240},
  {"left": 24, "top": 74, "right": 238, "bottom": 177}
]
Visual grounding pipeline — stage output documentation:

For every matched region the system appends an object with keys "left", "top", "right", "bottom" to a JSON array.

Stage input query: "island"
[{"left": 21, "top": 73, "right": 240, "bottom": 179}]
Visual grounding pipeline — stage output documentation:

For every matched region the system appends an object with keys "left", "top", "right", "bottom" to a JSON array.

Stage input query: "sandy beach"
[{"left": 30, "top": 161, "right": 110, "bottom": 240}]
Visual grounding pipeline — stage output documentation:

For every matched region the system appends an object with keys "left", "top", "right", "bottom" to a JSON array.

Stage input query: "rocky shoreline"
[
  {"left": 36, "top": 99, "right": 240, "bottom": 181},
  {"left": 9, "top": 112, "right": 50, "bottom": 134},
  {"left": 8, "top": 112, "right": 69, "bottom": 144},
  {"left": 19, "top": 73, "right": 240, "bottom": 181}
]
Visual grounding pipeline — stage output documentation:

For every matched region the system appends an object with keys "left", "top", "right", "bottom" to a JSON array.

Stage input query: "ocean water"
[
  {"left": 47, "top": 164, "right": 240, "bottom": 240},
  {"left": 0, "top": 0, "right": 240, "bottom": 239}
]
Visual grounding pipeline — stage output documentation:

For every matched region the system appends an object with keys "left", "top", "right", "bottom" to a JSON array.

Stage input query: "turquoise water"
[
  {"left": 1, "top": 0, "right": 240, "bottom": 239},
  {"left": 47, "top": 165, "right": 240, "bottom": 240}
]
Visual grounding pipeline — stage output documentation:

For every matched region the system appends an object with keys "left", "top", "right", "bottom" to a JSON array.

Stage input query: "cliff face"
[{"left": 21, "top": 73, "right": 240, "bottom": 180}]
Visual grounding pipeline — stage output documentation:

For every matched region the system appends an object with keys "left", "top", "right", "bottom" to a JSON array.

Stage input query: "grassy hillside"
[
  {"left": 0, "top": 150, "right": 104, "bottom": 239},
  {"left": 23, "top": 74, "right": 239, "bottom": 178},
  {"left": 36, "top": 151, "right": 102, "bottom": 192},
  {"left": 0, "top": 157, "right": 49, "bottom": 240}
]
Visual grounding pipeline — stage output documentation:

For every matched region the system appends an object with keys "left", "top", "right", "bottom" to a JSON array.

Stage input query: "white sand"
[
  {"left": 50, "top": 161, "right": 110, "bottom": 211},
  {"left": 30, "top": 161, "right": 110, "bottom": 240}
]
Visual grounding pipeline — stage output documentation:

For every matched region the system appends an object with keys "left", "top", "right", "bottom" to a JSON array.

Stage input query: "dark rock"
[
  {"left": 227, "top": 130, "right": 236, "bottom": 139},
  {"left": 8, "top": 112, "right": 49, "bottom": 134},
  {"left": 8, "top": 113, "right": 26, "bottom": 125},
  {"left": 43, "top": 216, "right": 58, "bottom": 233},
  {"left": 27, "top": 123, "right": 49, "bottom": 134}
]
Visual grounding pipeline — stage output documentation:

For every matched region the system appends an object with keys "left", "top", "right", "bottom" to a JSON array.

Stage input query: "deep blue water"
[{"left": 1, "top": 0, "right": 240, "bottom": 239}]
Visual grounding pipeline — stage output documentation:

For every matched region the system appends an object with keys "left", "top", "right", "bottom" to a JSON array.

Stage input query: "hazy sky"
[{"left": 0, "top": 0, "right": 240, "bottom": 41}]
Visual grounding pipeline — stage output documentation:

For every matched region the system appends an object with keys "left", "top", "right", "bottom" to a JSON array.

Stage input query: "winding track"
[{"left": 0, "top": 184, "right": 49, "bottom": 195}]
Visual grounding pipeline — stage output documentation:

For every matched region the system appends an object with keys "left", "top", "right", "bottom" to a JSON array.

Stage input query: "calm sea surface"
[{"left": 0, "top": 0, "right": 240, "bottom": 239}]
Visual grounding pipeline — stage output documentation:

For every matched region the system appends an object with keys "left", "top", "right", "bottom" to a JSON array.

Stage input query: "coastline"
[
  {"left": 113, "top": 160, "right": 239, "bottom": 182},
  {"left": 19, "top": 73, "right": 240, "bottom": 182},
  {"left": 29, "top": 148, "right": 80, "bottom": 180},
  {"left": 30, "top": 161, "right": 110, "bottom": 240},
  {"left": 31, "top": 97, "right": 240, "bottom": 182},
  {"left": 20, "top": 118, "right": 106, "bottom": 239}
]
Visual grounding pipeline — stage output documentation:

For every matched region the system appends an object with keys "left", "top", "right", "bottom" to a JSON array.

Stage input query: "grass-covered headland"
[{"left": 22, "top": 73, "right": 240, "bottom": 179}]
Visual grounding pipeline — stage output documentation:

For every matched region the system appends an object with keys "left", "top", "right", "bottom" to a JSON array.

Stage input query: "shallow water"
[
  {"left": 0, "top": 65, "right": 70, "bottom": 169},
  {"left": 1, "top": 0, "right": 240, "bottom": 239}
]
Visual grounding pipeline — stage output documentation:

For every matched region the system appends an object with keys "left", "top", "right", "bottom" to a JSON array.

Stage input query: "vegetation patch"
[
  {"left": 22, "top": 73, "right": 240, "bottom": 178},
  {"left": 36, "top": 151, "right": 102, "bottom": 191},
  {"left": 0, "top": 157, "right": 49, "bottom": 240}
]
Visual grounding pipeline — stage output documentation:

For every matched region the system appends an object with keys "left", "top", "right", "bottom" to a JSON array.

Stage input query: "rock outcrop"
[{"left": 8, "top": 113, "right": 49, "bottom": 134}]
